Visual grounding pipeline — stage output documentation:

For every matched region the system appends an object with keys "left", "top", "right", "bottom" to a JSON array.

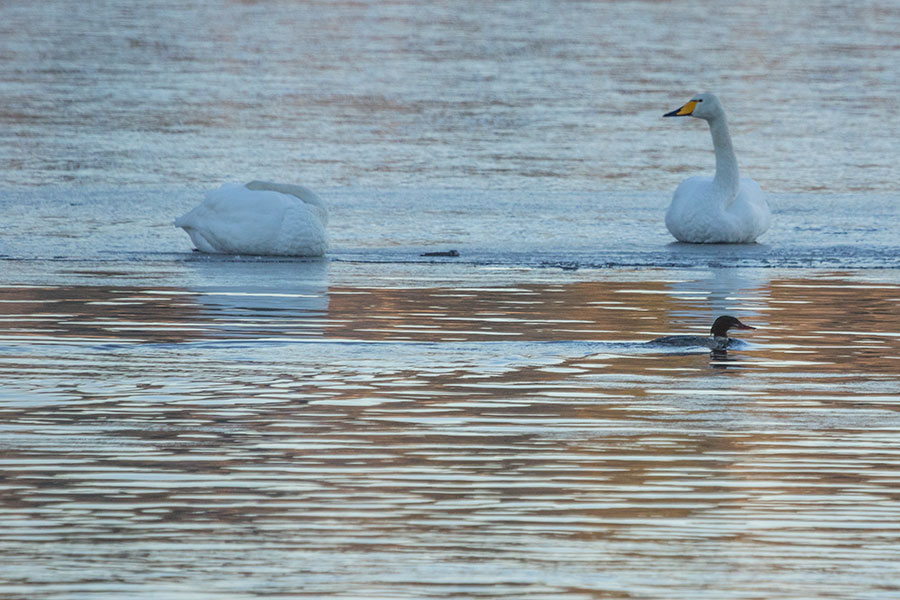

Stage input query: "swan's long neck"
[{"left": 707, "top": 114, "right": 740, "bottom": 202}]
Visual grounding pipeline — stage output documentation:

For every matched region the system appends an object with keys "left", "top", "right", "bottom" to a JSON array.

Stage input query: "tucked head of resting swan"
[
  {"left": 663, "top": 92, "right": 771, "bottom": 244},
  {"left": 174, "top": 180, "right": 328, "bottom": 257}
]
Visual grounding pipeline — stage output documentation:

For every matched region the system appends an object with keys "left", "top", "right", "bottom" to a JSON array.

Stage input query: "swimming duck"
[
  {"left": 175, "top": 180, "right": 328, "bottom": 256},
  {"left": 650, "top": 315, "right": 756, "bottom": 351},
  {"left": 663, "top": 93, "right": 771, "bottom": 243}
]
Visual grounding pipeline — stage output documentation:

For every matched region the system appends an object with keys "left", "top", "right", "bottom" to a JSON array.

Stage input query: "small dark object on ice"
[{"left": 421, "top": 249, "right": 460, "bottom": 257}]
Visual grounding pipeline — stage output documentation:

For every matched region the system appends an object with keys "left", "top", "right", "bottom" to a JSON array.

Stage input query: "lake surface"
[
  {"left": 3, "top": 264, "right": 900, "bottom": 599},
  {"left": 2, "top": 0, "right": 900, "bottom": 598}
]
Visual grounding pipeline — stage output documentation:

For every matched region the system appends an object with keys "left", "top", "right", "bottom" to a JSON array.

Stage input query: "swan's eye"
[{"left": 695, "top": 99, "right": 703, "bottom": 102}]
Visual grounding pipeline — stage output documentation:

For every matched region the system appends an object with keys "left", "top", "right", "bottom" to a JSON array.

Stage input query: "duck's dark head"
[{"left": 710, "top": 315, "right": 755, "bottom": 337}]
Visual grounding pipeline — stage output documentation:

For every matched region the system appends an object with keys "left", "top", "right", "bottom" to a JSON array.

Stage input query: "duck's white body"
[
  {"left": 175, "top": 181, "right": 328, "bottom": 256},
  {"left": 664, "top": 93, "right": 771, "bottom": 244}
]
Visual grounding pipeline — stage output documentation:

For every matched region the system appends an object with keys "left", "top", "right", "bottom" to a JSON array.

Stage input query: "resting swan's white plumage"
[
  {"left": 175, "top": 181, "right": 328, "bottom": 256},
  {"left": 663, "top": 93, "right": 771, "bottom": 243}
]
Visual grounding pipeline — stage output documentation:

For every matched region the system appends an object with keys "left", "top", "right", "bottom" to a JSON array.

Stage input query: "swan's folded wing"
[{"left": 176, "top": 184, "right": 287, "bottom": 254}]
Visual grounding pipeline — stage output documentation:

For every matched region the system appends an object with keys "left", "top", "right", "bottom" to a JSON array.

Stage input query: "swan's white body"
[
  {"left": 175, "top": 181, "right": 328, "bottom": 256},
  {"left": 664, "top": 93, "right": 771, "bottom": 243}
]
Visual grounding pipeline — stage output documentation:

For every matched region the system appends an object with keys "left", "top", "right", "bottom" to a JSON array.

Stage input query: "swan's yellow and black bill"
[{"left": 663, "top": 100, "right": 697, "bottom": 117}]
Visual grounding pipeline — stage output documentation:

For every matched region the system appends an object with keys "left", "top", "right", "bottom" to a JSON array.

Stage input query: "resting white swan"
[
  {"left": 174, "top": 181, "right": 328, "bottom": 256},
  {"left": 663, "top": 93, "right": 771, "bottom": 243}
]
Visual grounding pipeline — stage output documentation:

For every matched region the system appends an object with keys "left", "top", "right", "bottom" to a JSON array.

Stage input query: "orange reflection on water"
[{"left": 1, "top": 272, "right": 900, "bottom": 598}]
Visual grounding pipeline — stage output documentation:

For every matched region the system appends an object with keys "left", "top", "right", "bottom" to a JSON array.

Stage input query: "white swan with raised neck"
[{"left": 663, "top": 92, "right": 771, "bottom": 243}]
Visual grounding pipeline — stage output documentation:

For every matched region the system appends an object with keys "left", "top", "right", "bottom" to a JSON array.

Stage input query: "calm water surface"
[{"left": 3, "top": 0, "right": 900, "bottom": 598}]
